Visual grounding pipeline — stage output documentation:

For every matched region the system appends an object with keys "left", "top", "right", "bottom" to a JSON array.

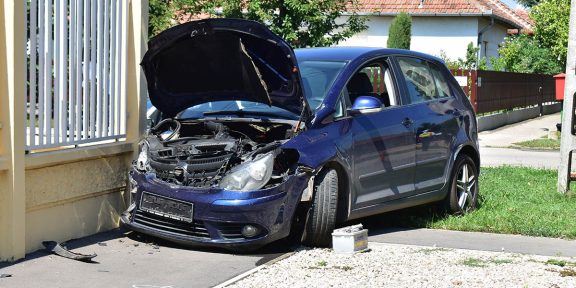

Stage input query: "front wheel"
[
  {"left": 301, "top": 168, "right": 339, "bottom": 247},
  {"left": 446, "top": 154, "right": 479, "bottom": 214}
]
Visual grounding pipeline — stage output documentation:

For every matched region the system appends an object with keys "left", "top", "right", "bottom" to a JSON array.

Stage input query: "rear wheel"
[
  {"left": 446, "top": 154, "right": 479, "bottom": 214},
  {"left": 301, "top": 168, "right": 339, "bottom": 247}
]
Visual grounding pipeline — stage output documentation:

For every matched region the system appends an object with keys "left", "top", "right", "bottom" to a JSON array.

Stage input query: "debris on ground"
[
  {"left": 42, "top": 241, "right": 97, "bottom": 263},
  {"left": 0, "top": 274, "right": 12, "bottom": 278}
]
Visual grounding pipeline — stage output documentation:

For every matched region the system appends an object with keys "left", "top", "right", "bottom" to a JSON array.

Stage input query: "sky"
[{"left": 501, "top": 0, "right": 522, "bottom": 9}]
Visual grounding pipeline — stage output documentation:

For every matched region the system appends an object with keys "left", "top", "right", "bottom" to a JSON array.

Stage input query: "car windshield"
[
  {"left": 298, "top": 60, "right": 347, "bottom": 110},
  {"left": 175, "top": 60, "right": 346, "bottom": 120},
  {"left": 176, "top": 101, "right": 299, "bottom": 120}
]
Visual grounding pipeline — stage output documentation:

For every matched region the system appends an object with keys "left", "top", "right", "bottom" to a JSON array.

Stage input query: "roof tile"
[{"left": 350, "top": 0, "right": 531, "bottom": 29}]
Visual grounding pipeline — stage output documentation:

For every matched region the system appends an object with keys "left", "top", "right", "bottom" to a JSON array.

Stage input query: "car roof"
[{"left": 294, "top": 47, "right": 445, "bottom": 64}]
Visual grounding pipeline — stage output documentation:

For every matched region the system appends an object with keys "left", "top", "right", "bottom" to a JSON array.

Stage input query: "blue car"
[{"left": 121, "top": 18, "right": 480, "bottom": 250}]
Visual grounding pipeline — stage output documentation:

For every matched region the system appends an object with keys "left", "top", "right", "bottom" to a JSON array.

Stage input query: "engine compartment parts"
[{"left": 136, "top": 119, "right": 299, "bottom": 189}]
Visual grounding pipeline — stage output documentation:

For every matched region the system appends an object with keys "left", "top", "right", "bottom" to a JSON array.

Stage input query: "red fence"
[{"left": 450, "top": 69, "right": 557, "bottom": 114}]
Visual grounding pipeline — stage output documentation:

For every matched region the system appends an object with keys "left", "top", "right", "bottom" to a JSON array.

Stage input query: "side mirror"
[{"left": 348, "top": 96, "right": 383, "bottom": 115}]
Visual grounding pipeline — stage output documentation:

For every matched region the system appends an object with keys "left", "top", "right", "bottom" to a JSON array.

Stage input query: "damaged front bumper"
[{"left": 121, "top": 168, "right": 308, "bottom": 250}]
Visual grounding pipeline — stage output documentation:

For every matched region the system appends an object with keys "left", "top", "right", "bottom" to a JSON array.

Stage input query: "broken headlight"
[
  {"left": 136, "top": 143, "right": 150, "bottom": 171},
  {"left": 219, "top": 152, "right": 274, "bottom": 191}
]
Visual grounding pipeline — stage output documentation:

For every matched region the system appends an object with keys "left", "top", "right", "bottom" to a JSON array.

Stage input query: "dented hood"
[{"left": 141, "top": 19, "right": 310, "bottom": 119}]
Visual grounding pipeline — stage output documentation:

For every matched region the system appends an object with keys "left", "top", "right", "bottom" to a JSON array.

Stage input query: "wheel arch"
[{"left": 457, "top": 144, "right": 480, "bottom": 173}]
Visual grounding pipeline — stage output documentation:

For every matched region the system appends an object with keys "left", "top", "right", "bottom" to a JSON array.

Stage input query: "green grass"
[
  {"left": 462, "top": 257, "right": 487, "bottom": 267},
  {"left": 461, "top": 257, "right": 514, "bottom": 267},
  {"left": 427, "top": 167, "right": 576, "bottom": 238},
  {"left": 546, "top": 259, "right": 576, "bottom": 267},
  {"left": 381, "top": 167, "right": 576, "bottom": 239},
  {"left": 513, "top": 137, "right": 560, "bottom": 150}
]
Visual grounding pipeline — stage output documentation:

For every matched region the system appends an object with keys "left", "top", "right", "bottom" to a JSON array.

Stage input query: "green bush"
[
  {"left": 387, "top": 12, "right": 411, "bottom": 49},
  {"left": 490, "top": 34, "right": 562, "bottom": 74}
]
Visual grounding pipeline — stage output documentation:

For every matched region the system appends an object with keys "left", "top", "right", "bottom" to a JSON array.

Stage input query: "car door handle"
[{"left": 402, "top": 118, "right": 414, "bottom": 127}]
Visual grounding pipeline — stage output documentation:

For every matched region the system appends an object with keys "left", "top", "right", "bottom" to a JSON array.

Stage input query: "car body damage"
[{"left": 122, "top": 18, "right": 480, "bottom": 251}]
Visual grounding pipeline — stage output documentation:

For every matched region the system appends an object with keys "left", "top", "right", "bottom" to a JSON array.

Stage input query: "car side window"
[
  {"left": 397, "top": 57, "right": 438, "bottom": 104},
  {"left": 333, "top": 91, "right": 347, "bottom": 119},
  {"left": 397, "top": 57, "right": 454, "bottom": 104},
  {"left": 428, "top": 63, "right": 453, "bottom": 98},
  {"left": 346, "top": 61, "right": 395, "bottom": 108}
]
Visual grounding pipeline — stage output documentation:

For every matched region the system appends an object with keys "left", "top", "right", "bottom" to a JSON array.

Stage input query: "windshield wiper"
[{"left": 203, "top": 110, "right": 297, "bottom": 120}]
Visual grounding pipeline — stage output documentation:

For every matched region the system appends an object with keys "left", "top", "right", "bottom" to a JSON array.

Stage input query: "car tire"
[
  {"left": 301, "top": 168, "right": 339, "bottom": 247},
  {"left": 446, "top": 154, "right": 479, "bottom": 214}
]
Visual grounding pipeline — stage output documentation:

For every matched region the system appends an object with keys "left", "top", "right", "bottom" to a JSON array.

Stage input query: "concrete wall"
[
  {"left": 338, "top": 15, "right": 512, "bottom": 62},
  {"left": 0, "top": 0, "right": 148, "bottom": 261},
  {"left": 24, "top": 149, "right": 132, "bottom": 252},
  {"left": 477, "top": 103, "right": 562, "bottom": 132}
]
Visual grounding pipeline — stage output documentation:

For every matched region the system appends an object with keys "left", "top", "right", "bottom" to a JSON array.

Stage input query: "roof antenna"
[{"left": 418, "top": 0, "right": 424, "bottom": 8}]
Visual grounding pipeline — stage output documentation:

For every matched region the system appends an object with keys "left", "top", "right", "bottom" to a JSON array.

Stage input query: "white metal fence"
[{"left": 26, "top": 0, "right": 128, "bottom": 151}]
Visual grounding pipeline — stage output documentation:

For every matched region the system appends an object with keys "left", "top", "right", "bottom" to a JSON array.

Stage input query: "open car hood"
[{"left": 141, "top": 19, "right": 310, "bottom": 120}]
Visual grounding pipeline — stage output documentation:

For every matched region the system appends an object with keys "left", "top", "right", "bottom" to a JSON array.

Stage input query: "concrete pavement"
[
  {"left": 0, "top": 229, "right": 292, "bottom": 288},
  {"left": 367, "top": 228, "right": 576, "bottom": 257},
  {"left": 479, "top": 113, "right": 560, "bottom": 148}
]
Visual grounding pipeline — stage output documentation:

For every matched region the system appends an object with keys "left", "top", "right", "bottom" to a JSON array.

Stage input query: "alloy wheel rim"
[{"left": 456, "top": 163, "right": 476, "bottom": 211}]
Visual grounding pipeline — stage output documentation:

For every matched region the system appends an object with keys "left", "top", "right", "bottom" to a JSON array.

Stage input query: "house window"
[{"left": 26, "top": 0, "right": 128, "bottom": 151}]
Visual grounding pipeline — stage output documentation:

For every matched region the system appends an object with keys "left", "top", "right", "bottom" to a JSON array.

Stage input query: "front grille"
[{"left": 133, "top": 210, "right": 210, "bottom": 239}]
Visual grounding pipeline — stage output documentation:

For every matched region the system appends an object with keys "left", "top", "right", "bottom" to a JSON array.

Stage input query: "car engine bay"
[{"left": 135, "top": 119, "right": 300, "bottom": 189}]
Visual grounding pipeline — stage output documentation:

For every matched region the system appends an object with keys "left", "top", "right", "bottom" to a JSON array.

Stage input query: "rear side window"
[{"left": 397, "top": 57, "right": 452, "bottom": 104}]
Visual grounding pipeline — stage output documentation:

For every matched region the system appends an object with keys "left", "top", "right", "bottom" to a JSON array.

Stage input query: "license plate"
[{"left": 140, "top": 192, "right": 194, "bottom": 223}]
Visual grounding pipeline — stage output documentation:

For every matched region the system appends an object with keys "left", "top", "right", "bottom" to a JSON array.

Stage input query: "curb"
[{"left": 213, "top": 252, "right": 295, "bottom": 288}]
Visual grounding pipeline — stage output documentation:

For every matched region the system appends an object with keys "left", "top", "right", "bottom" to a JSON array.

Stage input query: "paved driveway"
[{"left": 0, "top": 229, "right": 292, "bottom": 288}]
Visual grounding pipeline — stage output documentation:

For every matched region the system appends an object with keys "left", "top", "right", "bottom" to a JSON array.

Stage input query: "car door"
[
  {"left": 349, "top": 60, "right": 417, "bottom": 209},
  {"left": 395, "top": 57, "right": 460, "bottom": 192}
]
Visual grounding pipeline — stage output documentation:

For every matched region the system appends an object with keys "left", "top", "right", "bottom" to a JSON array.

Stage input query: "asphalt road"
[
  {"left": 480, "top": 147, "right": 560, "bottom": 169},
  {"left": 0, "top": 229, "right": 293, "bottom": 288}
]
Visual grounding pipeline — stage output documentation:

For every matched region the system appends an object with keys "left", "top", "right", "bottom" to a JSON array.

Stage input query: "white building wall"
[
  {"left": 338, "top": 16, "right": 508, "bottom": 62},
  {"left": 337, "top": 16, "right": 392, "bottom": 48},
  {"left": 411, "top": 17, "right": 478, "bottom": 60},
  {"left": 478, "top": 18, "right": 509, "bottom": 60}
]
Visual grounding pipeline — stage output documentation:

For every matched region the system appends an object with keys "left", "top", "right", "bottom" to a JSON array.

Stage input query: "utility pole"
[{"left": 557, "top": 0, "right": 576, "bottom": 193}]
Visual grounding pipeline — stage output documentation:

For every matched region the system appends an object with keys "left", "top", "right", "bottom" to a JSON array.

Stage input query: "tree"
[
  {"left": 387, "top": 12, "right": 411, "bottom": 49},
  {"left": 438, "top": 43, "right": 486, "bottom": 71},
  {"left": 490, "top": 34, "right": 562, "bottom": 74},
  {"left": 149, "top": 0, "right": 177, "bottom": 37},
  {"left": 516, "top": 0, "right": 541, "bottom": 7},
  {"left": 163, "top": 0, "right": 368, "bottom": 48},
  {"left": 531, "top": 0, "right": 570, "bottom": 69},
  {"left": 458, "top": 42, "right": 479, "bottom": 70}
]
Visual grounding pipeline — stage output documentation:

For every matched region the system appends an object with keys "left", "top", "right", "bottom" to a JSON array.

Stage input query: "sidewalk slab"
[
  {"left": 368, "top": 228, "right": 576, "bottom": 257},
  {"left": 479, "top": 113, "right": 560, "bottom": 148}
]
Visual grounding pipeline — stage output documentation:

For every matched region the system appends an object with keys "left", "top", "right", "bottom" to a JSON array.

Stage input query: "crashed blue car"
[{"left": 121, "top": 18, "right": 480, "bottom": 250}]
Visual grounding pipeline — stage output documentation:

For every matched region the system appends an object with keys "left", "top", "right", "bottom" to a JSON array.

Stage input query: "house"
[{"left": 338, "top": 0, "right": 532, "bottom": 62}]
